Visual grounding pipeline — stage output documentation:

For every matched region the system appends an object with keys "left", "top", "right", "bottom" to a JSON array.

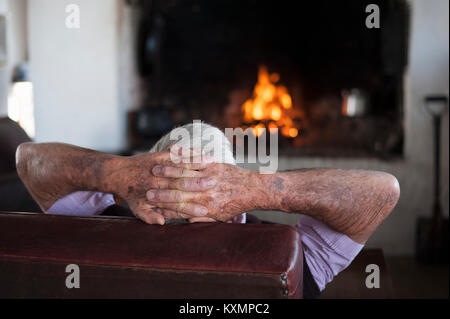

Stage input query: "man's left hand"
[{"left": 146, "top": 162, "right": 261, "bottom": 222}]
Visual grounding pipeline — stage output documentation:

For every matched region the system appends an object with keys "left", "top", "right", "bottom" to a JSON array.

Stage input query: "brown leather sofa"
[
  {"left": 0, "top": 211, "right": 303, "bottom": 298},
  {"left": 0, "top": 117, "right": 31, "bottom": 176},
  {"left": 0, "top": 117, "right": 41, "bottom": 213}
]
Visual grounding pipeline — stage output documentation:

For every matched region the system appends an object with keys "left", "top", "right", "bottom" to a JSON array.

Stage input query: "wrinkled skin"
[
  {"left": 147, "top": 163, "right": 259, "bottom": 222},
  {"left": 102, "top": 151, "right": 215, "bottom": 225},
  {"left": 147, "top": 162, "right": 401, "bottom": 244},
  {"left": 15, "top": 142, "right": 214, "bottom": 225}
]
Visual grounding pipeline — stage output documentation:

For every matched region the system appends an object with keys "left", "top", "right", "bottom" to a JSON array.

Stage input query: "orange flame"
[{"left": 242, "top": 66, "right": 299, "bottom": 138}]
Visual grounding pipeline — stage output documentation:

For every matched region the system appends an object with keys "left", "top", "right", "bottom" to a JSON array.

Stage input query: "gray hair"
[
  {"left": 149, "top": 122, "right": 246, "bottom": 224},
  {"left": 149, "top": 122, "right": 236, "bottom": 165}
]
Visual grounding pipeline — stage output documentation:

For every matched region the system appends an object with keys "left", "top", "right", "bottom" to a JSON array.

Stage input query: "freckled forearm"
[
  {"left": 16, "top": 142, "right": 122, "bottom": 211},
  {"left": 253, "top": 169, "right": 400, "bottom": 243}
]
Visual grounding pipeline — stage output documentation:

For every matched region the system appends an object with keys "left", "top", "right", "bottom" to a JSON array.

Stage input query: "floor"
[
  {"left": 385, "top": 256, "right": 449, "bottom": 299},
  {"left": 320, "top": 249, "right": 395, "bottom": 298},
  {"left": 319, "top": 250, "right": 448, "bottom": 299}
]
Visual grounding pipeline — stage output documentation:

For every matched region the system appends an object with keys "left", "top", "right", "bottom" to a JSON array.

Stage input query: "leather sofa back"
[
  {"left": 0, "top": 117, "right": 31, "bottom": 176},
  {"left": 0, "top": 212, "right": 303, "bottom": 298}
]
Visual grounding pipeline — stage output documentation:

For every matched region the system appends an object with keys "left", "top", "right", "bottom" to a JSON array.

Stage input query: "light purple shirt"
[{"left": 48, "top": 191, "right": 363, "bottom": 291}]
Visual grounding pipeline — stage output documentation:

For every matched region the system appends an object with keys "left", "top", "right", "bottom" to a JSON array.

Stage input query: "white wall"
[
  {"left": 117, "top": 2, "right": 144, "bottom": 113},
  {"left": 6, "top": 0, "right": 27, "bottom": 81},
  {"left": 28, "top": 0, "right": 125, "bottom": 152},
  {"left": 245, "top": 0, "right": 449, "bottom": 256},
  {"left": 407, "top": 0, "right": 449, "bottom": 220},
  {"left": 0, "top": 0, "right": 9, "bottom": 116},
  {"left": 0, "top": 0, "right": 28, "bottom": 117}
]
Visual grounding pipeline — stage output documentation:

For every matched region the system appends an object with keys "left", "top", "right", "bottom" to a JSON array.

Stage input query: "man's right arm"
[
  {"left": 15, "top": 142, "right": 214, "bottom": 224},
  {"left": 16, "top": 142, "right": 118, "bottom": 212}
]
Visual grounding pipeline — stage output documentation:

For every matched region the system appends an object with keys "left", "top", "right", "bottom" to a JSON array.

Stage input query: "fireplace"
[{"left": 129, "top": 0, "right": 409, "bottom": 158}]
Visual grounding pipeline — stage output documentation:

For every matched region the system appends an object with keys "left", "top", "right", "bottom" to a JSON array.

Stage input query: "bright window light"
[{"left": 8, "top": 81, "right": 35, "bottom": 138}]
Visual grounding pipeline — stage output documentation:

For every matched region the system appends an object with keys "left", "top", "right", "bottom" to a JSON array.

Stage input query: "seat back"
[
  {"left": 0, "top": 117, "right": 31, "bottom": 175},
  {"left": 0, "top": 212, "right": 303, "bottom": 298}
]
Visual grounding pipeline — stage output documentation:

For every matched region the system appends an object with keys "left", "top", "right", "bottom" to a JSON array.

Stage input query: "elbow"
[
  {"left": 350, "top": 172, "right": 400, "bottom": 243},
  {"left": 15, "top": 142, "right": 35, "bottom": 179},
  {"left": 387, "top": 173, "right": 400, "bottom": 206},
  {"left": 381, "top": 172, "right": 400, "bottom": 217}
]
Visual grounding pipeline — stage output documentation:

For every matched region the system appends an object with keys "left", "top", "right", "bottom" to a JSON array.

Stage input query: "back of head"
[
  {"left": 149, "top": 122, "right": 235, "bottom": 165},
  {"left": 149, "top": 122, "right": 246, "bottom": 223}
]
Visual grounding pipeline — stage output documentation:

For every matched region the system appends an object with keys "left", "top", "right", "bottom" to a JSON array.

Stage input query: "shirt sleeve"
[
  {"left": 296, "top": 215, "right": 364, "bottom": 291},
  {"left": 46, "top": 191, "right": 115, "bottom": 216},
  {"left": 231, "top": 213, "right": 247, "bottom": 224}
]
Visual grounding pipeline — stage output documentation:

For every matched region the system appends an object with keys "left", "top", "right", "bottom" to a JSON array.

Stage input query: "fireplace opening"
[
  {"left": 130, "top": 0, "right": 409, "bottom": 158},
  {"left": 241, "top": 65, "right": 301, "bottom": 139}
]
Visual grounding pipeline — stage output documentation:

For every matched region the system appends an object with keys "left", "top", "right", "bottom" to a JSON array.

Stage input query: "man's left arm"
[{"left": 146, "top": 165, "right": 400, "bottom": 244}]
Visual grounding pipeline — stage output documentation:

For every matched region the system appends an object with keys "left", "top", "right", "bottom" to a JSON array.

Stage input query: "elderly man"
[{"left": 15, "top": 123, "right": 400, "bottom": 298}]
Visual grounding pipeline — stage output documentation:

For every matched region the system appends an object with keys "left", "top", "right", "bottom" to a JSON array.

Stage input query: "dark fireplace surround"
[{"left": 128, "top": 0, "right": 409, "bottom": 158}]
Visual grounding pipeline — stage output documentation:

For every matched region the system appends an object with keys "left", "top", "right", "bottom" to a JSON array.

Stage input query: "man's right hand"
[{"left": 16, "top": 142, "right": 217, "bottom": 226}]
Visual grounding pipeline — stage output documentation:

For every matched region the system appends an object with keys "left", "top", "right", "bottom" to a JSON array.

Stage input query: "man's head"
[
  {"left": 149, "top": 121, "right": 235, "bottom": 166},
  {"left": 149, "top": 121, "right": 246, "bottom": 223}
]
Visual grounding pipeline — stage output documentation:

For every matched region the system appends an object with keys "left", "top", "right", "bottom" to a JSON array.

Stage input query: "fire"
[{"left": 242, "top": 66, "right": 299, "bottom": 138}]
